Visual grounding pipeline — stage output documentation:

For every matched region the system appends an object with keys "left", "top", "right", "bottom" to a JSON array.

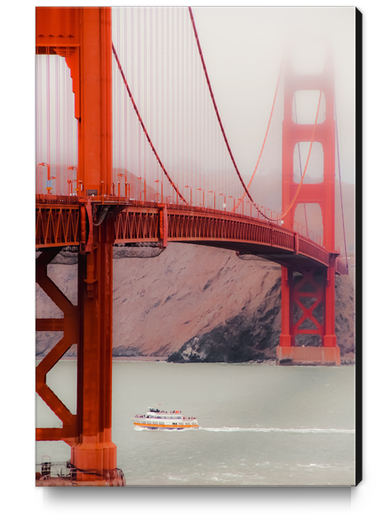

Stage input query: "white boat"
[{"left": 133, "top": 407, "right": 199, "bottom": 430}]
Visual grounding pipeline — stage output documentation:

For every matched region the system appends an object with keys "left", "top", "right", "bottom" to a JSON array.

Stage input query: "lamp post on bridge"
[
  {"left": 125, "top": 181, "right": 131, "bottom": 199},
  {"left": 197, "top": 188, "right": 205, "bottom": 207},
  {"left": 137, "top": 176, "right": 146, "bottom": 201},
  {"left": 68, "top": 179, "right": 77, "bottom": 195},
  {"left": 67, "top": 166, "right": 78, "bottom": 195},
  {"left": 208, "top": 190, "right": 216, "bottom": 210},
  {"left": 76, "top": 180, "right": 83, "bottom": 195},
  {"left": 185, "top": 185, "right": 193, "bottom": 206},
  {"left": 228, "top": 196, "right": 236, "bottom": 213},
  {"left": 39, "top": 162, "right": 56, "bottom": 195},
  {"left": 219, "top": 193, "right": 226, "bottom": 211},
  {"left": 155, "top": 179, "right": 163, "bottom": 203},
  {"left": 117, "top": 173, "right": 125, "bottom": 198}
]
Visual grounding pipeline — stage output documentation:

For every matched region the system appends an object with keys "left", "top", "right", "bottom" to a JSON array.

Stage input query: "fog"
[
  {"left": 191, "top": 6, "right": 356, "bottom": 184},
  {"left": 36, "top": 6, "right": 356, "bottom": 194}
]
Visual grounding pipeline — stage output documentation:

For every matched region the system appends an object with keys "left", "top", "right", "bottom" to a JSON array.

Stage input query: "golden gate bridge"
[{"left": 35, "top": 6, "right": 350, "bottom": 486}]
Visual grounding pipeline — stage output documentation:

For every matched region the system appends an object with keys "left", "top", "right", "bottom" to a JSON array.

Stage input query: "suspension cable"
[
  {"left": 247, "top": 88, "right": 323, "bottom": 224},
  {"left": 112, "top": 42, "right": 188, "bottom": 205},
  {"left": 272, "top": 90, "right": 323, "bottom": 221},
  {"left": 233, "top": 65, "right": 282, "bottom": 212},
  {"left": 188, "top": 7, "right": 255, "bottom": 204},
  {"left": 335, "top": 101, "right": 349, "bottom": 268},
  {"left": 188, "top": 7, "right": 321, "bottom": 225}
]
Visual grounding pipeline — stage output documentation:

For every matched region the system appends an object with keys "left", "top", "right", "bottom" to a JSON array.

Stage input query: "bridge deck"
[{"left": 35, "top": 196, "right": 348, "bottom": 275}]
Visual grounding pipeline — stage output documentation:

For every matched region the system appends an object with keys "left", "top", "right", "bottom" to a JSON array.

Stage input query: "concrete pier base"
[
  {"left": 35, "top": 461, "right": 126, "bottom": 487},
  {"left": 276, "top": 345, "right": 341, "bottom": 366},
  {"left": 36, "top": 477, "right": 125, "bottom": 487}
]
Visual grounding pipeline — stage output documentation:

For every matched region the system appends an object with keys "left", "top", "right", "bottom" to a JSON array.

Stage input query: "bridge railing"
[
  {"left": 36, "top": 204, "right": 80, "bottom": 248},
  {"left": 164, "top": 205, "right": 296, "bottom": 250},
  {"left": 336, "top": 259, "right": 349, "bottom": 276},
  {"left": 36, "top": 198, "right": 347, "bottom": 273},
  {"left": 35, "top": 194, "right": 80, "bottom": 205},
  {"left": 114, "top": 205, "right": 160, "bottom": 242},
  {"left": 297, "top": 235, "right": 331, "bottom": 267}
]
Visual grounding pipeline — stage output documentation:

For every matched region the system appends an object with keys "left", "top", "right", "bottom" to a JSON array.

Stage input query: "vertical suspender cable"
[
  {"left": 160, "top": 9, "right": 164, "bottom": 199},
  {"left": 176, "top": 10, "right": 181, "bottom": 196},
  {"left": 46, "top": 53, "right": 51, "bottom": 190},
  {"left": 181, "top": 9, "right": 186, "bottom": 199},
  {"left": 170, "top": 9, "right": 174, "bottom": 199},
  {"left": 36, "top": 56, "right": 40, "bottom": 193},
  {"left": 187, "top": 14, "right": 192, "bottom": 199},
  {"left": 150, "top": 9, "right": 154, "bottom": 192},
  {"left": 233, "top": 65, "right": 281, "bottom": 213},
  {"left": 335, "top": 102, "right": 349, "bottom": 268},
  {"left": 61, "top": 57, "right": 65, "bottom": 194},
  {"left": 124, "top": 8, "right": 128, "bottom": 195},
  {"left": 112, "top": 40, "right": 188, "bottom": 204},
  {"left": 64, "top": 56, "right": 68, "bottom": 194},
  {"left": 167, "top": 8, "right": 171, "bottom": 199},
  {"left": 65, "top": 53, "right": 69, "bottom": 193},
  {"left": 55, "top": 56, "right": 59, "bottom": 194},
  {"left": 143, "top": 9, "right": 147, "bottom": 200},
  {"left": 130, "top": 9, "right": 134, "bottom": 196},
  {"left": 188, "top": 7, "right": 255, "bottom": 205},
  {"left": 150, "top": 9, "right": 156, "bottom": 194},
  {"left": 117, "top": 8, "right": 121, "bottom": 191},
  {"left": 137, "top": 9, "right": 141, "bottom": 187}
]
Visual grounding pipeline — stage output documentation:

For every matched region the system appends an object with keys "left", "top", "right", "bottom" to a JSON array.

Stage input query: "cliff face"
[
  {"left": 36, "top": 243, "right": 355, "bottom": 363},
  {"left": 167, "top": 268, "right": 282, "bottom": 364},
  {"left": 167, "top": 262, "right": 355, "bottom": 365}
]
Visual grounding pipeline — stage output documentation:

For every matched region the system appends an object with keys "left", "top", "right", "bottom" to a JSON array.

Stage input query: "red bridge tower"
[
  {"left": 276, "top": 50, "right": 340, "bottom": 365},
  {"left": 36, "top": 7, "right": 124, "bottom": 485}
]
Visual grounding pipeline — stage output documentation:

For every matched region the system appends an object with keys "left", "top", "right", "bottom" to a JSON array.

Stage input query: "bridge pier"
[
  {"left": 70, "top": 212, "right": 121, "bottom": 483},
  {"left": 276, "top": 346, "right": 340, "bottom": 366},
  {"left": 276, "top": 265, "right": 340, "bottom": 366}
]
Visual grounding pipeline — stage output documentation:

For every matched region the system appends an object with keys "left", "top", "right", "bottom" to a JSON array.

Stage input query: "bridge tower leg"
[
  {"left": 36, "top": 7, "right": 124, "bottom": 485},
  {"left": 276, "top": 49, "right": 340, "bottom": 366}
]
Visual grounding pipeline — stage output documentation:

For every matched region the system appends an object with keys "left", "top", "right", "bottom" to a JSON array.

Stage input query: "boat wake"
[
  {"left": 199, "top": 427, "right": 354, "bottom": 434},
  {"left": 134, "top": 425, "right": 197, "bottom": 431}
]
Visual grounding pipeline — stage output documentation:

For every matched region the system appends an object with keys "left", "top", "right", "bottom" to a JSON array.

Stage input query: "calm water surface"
[{"left": 36, "top": 361, "right": 355, "bottom": 486}]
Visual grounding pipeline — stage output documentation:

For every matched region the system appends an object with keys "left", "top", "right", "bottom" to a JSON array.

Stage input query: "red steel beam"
[
  {"left": 36, "top": 250, "right": 78, "bottom": 445},
  {"left": 36, "top": 201, "right": 347, "bottom": 274},
  {"left": 36, "top": 6, "right": 124, "bottom": 485}
]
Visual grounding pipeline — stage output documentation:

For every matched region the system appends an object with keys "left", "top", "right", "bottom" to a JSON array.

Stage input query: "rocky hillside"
[{"left": 36, "top": 243, "right": 355, "bottom": 364}]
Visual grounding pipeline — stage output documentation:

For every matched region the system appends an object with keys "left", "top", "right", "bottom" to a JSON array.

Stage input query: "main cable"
[
  {"left": 188, "top": 7, "right": 320, "bottom": 225},
  {"left": 188, "top": 7, "right": 255, "bottom": 204},
  {"left": 233, "top": 65, "right": 282, "bottom": 213}
]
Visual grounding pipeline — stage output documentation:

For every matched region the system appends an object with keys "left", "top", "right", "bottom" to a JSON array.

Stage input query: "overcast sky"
[
  {"left": 37, "top": 5, "right": 356, "bottom": 187},
  {"left": 191, "top": 6, "right": 356, "bottom": 184}
]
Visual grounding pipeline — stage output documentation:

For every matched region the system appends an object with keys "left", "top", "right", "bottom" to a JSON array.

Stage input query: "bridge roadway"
[{"left": 35, "top": 195, "right": 348, "bottom": 275}]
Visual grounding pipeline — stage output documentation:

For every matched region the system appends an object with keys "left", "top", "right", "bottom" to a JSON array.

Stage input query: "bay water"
[{"left": 36, "top": 360, "right": 355, "bottom": 486}]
